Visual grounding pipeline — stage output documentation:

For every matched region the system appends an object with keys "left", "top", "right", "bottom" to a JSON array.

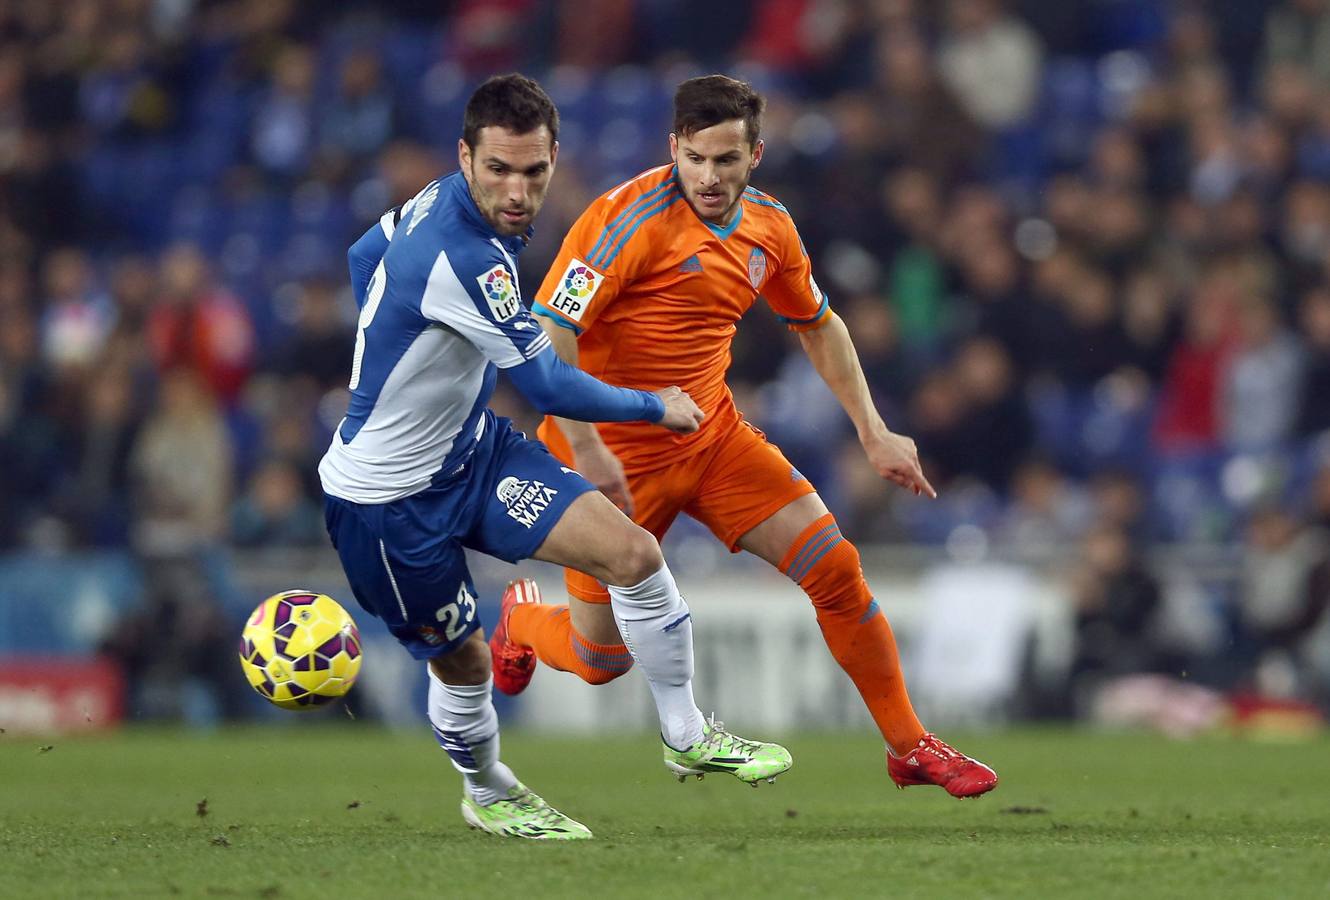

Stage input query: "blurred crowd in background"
[{"left": 3, "top": 0, "right": 1330, "bottom": 721}]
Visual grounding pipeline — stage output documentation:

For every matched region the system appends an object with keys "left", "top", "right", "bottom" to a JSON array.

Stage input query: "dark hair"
[
  {"left": 673, "top": 75, "right": 765, "bottom": 147},
  {"left": 462, "top": 74, "right": 559, "bottom": 149}
]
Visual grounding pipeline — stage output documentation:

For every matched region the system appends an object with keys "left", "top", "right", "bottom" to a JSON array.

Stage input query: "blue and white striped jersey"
[{"left": 319, "top": 172, "right": 552, "bottom": 504}]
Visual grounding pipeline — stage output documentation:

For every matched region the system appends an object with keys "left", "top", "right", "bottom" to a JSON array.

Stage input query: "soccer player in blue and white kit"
[{"left": 319, "top": 75, "right": 792, "bottom": 840}]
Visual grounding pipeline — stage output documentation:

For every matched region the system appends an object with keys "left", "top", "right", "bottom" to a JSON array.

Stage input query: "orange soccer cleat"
[
  {"left": 887, "top": 733, "right": 998, "bottom": 798},
  {"left": 490, "top": 579, "right": 542, "bottom": 696}
]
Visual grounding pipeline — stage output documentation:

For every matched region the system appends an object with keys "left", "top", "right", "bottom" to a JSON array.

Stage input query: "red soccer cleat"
[
  {"left": 490, "top": 579, "right": 541, "bottom": 696},
  {"left": 887, "top": 733, "right": 998, "bottom": 798}
]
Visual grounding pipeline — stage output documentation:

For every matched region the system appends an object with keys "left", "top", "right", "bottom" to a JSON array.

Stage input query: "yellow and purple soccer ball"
[{"left": 239, "top": 591, "right": 363, "bottom": 710}]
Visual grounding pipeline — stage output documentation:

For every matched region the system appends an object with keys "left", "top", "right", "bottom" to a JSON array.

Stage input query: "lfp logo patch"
[
  {"left": 477, "top": 265, "right": 520, "bottom": 321},
  {"left": 546, "top": 258, "right": 603, "bottom": 323},
  {"left": 748, "top": 247, "right": 767, "bottom": 289},
  {"left": 564, "top": 264, "right": 598, "bottom": 298}
]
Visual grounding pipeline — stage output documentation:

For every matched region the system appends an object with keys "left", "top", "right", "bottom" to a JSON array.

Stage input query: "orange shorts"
[{"left": 559, "top": 421, "right": 816, "bottom": 603}]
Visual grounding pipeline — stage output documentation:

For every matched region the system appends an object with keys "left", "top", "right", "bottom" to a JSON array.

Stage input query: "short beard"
[
  {"left": 465, "top": 162, "right": 515, "bottom": 235},
  {"left": 694, "top": 163, "right": 754, "bottom": 225}
]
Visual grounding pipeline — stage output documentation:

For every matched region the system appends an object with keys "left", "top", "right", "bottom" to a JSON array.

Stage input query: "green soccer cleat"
[
  {"left": 459, "top": 783, "right": 593, "bottom": 840},
  {"left": 663, "top": 715, "right": 793, "bottom": 786}
]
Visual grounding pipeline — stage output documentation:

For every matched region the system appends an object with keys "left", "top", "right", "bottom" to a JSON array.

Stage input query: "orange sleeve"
[
  {"left": 534, "top": 169, "right": 673, "bottom": 333},
  {"left": 533, "top": 204, "right": 621, "bottom": 334},
  {"left": 762, "top": 214, "right": 831, "bottom": 333}
]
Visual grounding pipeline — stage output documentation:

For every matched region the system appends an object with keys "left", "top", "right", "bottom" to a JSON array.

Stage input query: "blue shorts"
[{"left": 324, "top": 412, "right": 595, "bottom": 659}]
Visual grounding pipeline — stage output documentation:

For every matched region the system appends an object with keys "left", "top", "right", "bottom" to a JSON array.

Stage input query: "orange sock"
[
  {"left": 780, "top": 513, "right": 925, "bottom": 756},
  {"left": 507, "top": 604, "right": 633, "bottom": 685}
]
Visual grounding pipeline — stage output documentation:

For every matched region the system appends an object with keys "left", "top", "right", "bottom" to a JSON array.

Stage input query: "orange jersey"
[{"left": 533, "top": 164, "right": 831, "bottom": 473}]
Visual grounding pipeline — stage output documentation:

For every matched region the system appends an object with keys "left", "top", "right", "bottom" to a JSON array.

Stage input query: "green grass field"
[{"left": 2, "top": 726, "right": 1328, "bottom": 899}]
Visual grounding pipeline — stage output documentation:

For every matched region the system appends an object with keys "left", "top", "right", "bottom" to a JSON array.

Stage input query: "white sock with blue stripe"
[
  {"left": 426, "top": 669, "right": 517, "bottom": 806},
  {"left": 608, "top": 563, "right": 706, "bottom": 750}
]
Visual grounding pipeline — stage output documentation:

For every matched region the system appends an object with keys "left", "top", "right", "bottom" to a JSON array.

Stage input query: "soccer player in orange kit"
[{"left": 490, "top": 75, "right": 997, "bottom": 797}]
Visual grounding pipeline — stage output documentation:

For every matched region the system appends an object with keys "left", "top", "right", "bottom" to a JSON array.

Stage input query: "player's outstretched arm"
[
  {"left": 506, "top": 345, "right": 703, "bottom": 434},
  {"left": 797, "top": 312, "right": 936, "bottom": 499},
  {"left": 538, "top": 317, "right": 616, "bottom": 445},
  {"left": 537, "top": 316, "right": 635, "bottom": 513}
]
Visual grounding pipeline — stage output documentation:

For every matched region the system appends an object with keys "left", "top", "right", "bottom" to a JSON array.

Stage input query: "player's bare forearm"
[
  {"left": 538, "top": 316, "right": 606, "bottom": 450},
  {"left": 797, "top": 313, "right": 887, "bottom": 438},
  {"left": 798, "top": 313, "right": 936, "bottom": 498},
  {"left": 536, "top": 314, "right": 638, "bottom": 514}
]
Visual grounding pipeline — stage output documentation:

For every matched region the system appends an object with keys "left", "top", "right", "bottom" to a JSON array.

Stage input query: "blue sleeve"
[
  {"left": 347, "top": 209, "right": 397, "bottom": 308},
  {"left": 506, "top": 345, "right": 665, "bottom": 423}
]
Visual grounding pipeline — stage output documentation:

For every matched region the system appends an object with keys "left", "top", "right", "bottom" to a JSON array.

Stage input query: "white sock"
[
  {"left": 608, "top": 563, "right": 706, "bottom": 750},
  {"left": 426, "top": 669, "right": 517, "bottom": 806}
]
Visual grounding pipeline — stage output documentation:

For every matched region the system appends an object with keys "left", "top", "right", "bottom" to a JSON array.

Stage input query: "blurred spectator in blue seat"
[
  {"left": 643, "top": 0, "right": 757, "bottom": 69},
  {"left": 230, "top": 456, "right": 324, "bottom": 549},
  {"left": 1237, "top": 507, "right": 1330, "bottom": 697},
  {"left": 79, "top": 15, "right": 181, "bottom": 140},
  {"left": 99, "top": 554, "right": 245, "bottom": 723},
  {"left": 1278, "top": 179, "right": 1330, "bottom": 294},
  {"left": 1304, "top": 458, "right": 1330, "bottom": 531},
  {"left": 1119, "top": 265, "right": 1181, "bottom": 381},
  {"left": 1222, "top": 294, "right": 1304, "bottom": 453},
  {"left": 146, "top": 243, "right": 255, "bottom": 405},
  {"left": 1020, "top": 247, "right": 1083, "bottom": 380},
  {"left": 53, "top": 365, "right": 142, "bottom": 548},
  {"left": 1067, "top": 523, "right": 1169, "bottom": 709},
  {"left": 0, "top": 303, "right": 60, "bottom": 548},
  {"left": 4, "top": 130, "right": 84, "bottom": 254},
  {"left": 1262, "top": 0, "right": 1330, "bottom": 87},
  {"left": 1239, "top": 114, "right": 1294, "bottom": 199},
  {"left": 447, "top": 0, "right": 541, "bottom": 76},
  {"left": 318, "top": 49, "right": 401, "bottom": 177},
  {"left": 875, "top": 27, "right": 983, "bottom": 181},
  {"left": 840, "top": 293, "right": 914, "bottom": 421},
  {"left": 106, "top": 255, "right": 160, "bottom": 345},
  {"left": 1056, "top": 267, "right": 1135, "bottom": 388},
  {"left": 549, "top": 0, "right": 641, "bottom": 69},
  {"left": 911, "top": 367, "right": 975, "bottom": 491},
  {"left": 1084, "top": 189, "right": 1151, "bottom": 279},
  {"left": 249, "top": 43, "right": 317, "bottom": 181},
  {"left": 994, "top": 457, "right": 1094, "bottom": 558},
  {"left": 881, "top": 167, "right": 948, "bottom": 356},
  {"left": 229, "top": 373, "right": 327, "bottom": 501},
  {"left": 1087, "top": 127, "right": 1149, "bottom": 192},
  {"left": 1296, "top": 286, "right": 1330, "bottom": 437},
  {"left": 938, "top": 0, "right": 1043, "bottom": 130},
  {"left": 129, "top": 369, "right": 234, "bottom": 558},
  {"left": 955, "top": 337, "right": 1034, "bottom": 489},
  {"left": 956, "top": 231, "right": 1026, "bottom": 362},
  {"left": 269, "top": 276, "right": 354, "bottom": 392},
  {"left": 1151, "top": 268, "right": 1239, "bottom": 455},
  {"left": 1088, "top": 468, "right": 1153, "bottom": 537},
  {"left": 39, "top": 248, "right": 114, "bottom": 376}
]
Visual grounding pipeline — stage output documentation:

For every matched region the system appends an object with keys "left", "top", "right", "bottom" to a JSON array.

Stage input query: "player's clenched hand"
[
  {"left": 572, "top": 439, "right": 635, "bottom": 517},
  {"left": 655, "top": 386, "right": 705, "bottom": 434},
  {"left": 863, "top": 427, "right": 937, "bottom": 499}
]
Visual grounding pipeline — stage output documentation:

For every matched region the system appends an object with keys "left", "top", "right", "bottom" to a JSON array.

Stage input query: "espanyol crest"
[
  {"left": 748, "top": 247, "right": 767, "bottom": 289},
  {"left": 495, "top": 475, "right": 559, "bottom": 528}
]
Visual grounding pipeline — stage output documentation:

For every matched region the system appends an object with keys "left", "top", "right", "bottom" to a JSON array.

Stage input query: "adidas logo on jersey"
[{"left": 678, "top": 255, "right": 704, "bottom": 273}]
